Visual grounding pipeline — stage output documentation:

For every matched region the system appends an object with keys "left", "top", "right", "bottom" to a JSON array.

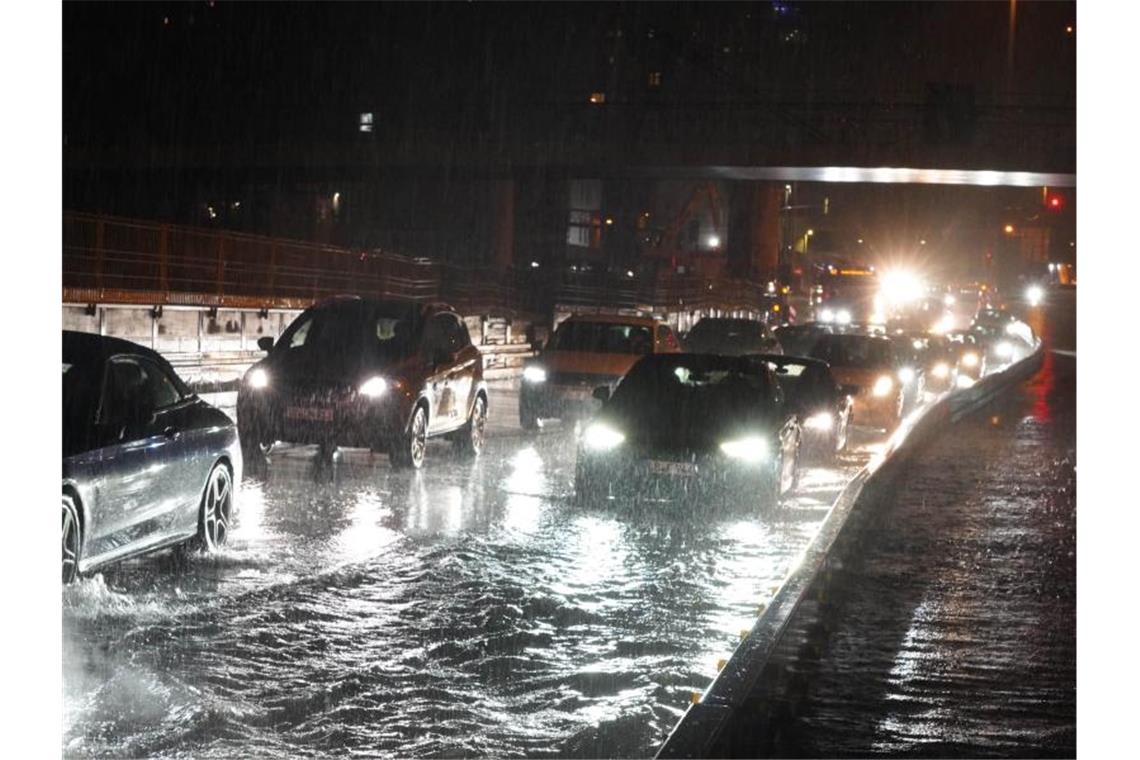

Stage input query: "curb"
[{"left": 656, "top": 340, "right": 1045, "bottom": 758}]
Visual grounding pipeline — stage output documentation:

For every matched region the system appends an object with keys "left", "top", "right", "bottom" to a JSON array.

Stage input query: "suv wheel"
[
  {"left": 391, "top": 405, "right": 428, "bottom": 469},
  {"left": 456, "top": 395, "right": 487, "bottom": 458}
]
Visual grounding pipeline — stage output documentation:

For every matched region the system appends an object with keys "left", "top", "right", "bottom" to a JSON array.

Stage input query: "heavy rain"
[{"left": 25, "top": 0, "right": 1099, "bottom": 757}]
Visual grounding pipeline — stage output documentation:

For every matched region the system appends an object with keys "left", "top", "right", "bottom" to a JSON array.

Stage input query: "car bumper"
[
  {"left": 238, "top": 391, "right": 412, "bottom": 448},
  {"left": 576, "top": 451, "right": 776, "bottom": 505},
  {"left": 521, "top": 380, "right": 612, "bottom": 420}
]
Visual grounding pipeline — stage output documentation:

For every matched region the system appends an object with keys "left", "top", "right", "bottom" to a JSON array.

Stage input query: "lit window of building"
[
  {"left": 588, "top": 92, "right": 606, "bottom": 105},
  {"left": 359, "top": 112, "right": 373, "bottom": 133},
  {"left": 648, "top": 71, "right": 662, "bottom": 88}
]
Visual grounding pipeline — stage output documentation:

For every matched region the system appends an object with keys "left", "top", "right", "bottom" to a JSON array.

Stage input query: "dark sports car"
[
  {"left": 574, "top": 353, "right": 802, "bottom": 509},
  {"left": 62, "top": 331, "right": 241, "bottom": 584}
]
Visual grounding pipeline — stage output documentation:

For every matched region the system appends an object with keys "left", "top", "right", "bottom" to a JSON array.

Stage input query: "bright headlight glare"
[
  {"left": 719, "top": 436, "right": 769, "bottom": 463},
  {"left": 582, "top": 423, "right": 625, "bottom": 451},
  {"left": 358, "top": 376, "right": 389, "bottom": 398},
  {"left": 804, "top": 412, "right": 833, "bottom": 431},
  {"left": 872, "top": 375, "right": 894, "bottom": 397},
  {"left": 996, "top": 341, "right": 1014, "bottom": 358},
  {"left": 932, "top": 362, "right": 950, "bottom": 379},
  {"left": 1025, "top": 285, "right": 1044, "bottom": 306},
  {"left": 835, "top": 309, "right": 852, "bottom": 325},
  {"left": 898, "top": 367, "right": 915, "bottom": 384},
  {"left": 943, "top": 294, "right": 956, "bottom": 306},
  {"left": 819, "top": 308, "right": 835, "bottom": 323},
  {"left": 961, "top": 351, "right": 979, "bottom": 368},
  {"left": 956, "top": 374, "right": 976, "bottom": 389},
  {"left": 247, "top": 368, "right": 269, "bottom": 389},
  {"left": 523, "top": 366, "right": 548, "bottom": 383}
]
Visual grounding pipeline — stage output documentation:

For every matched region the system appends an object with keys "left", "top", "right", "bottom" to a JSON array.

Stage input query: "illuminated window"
[
  {"left": 588, "top": 92, "right": 606, "bottom": 105},
  {"left": 648, "top": 71, "right": 662, "bottom": 88},
  {"left": 359, "top": 112, "right": 373, "bottom": 133}
]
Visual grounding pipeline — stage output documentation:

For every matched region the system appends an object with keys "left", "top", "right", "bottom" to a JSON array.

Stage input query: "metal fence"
[{"left": 63, "top": 212, "right": 775, "bottom": 319}]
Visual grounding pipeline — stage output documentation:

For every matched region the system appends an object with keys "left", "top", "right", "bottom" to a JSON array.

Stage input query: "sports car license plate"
[
  {"left": 648, "top": 460, "right": 697, "bottom": 477},
  {"left": 285, "top": 405, "right": 334, "bottom": 422}
]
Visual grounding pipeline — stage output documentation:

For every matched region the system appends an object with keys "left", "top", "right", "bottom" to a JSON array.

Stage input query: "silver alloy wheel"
[
  {"left": 62, "top": 498, "right": 80, "bottom": 584},
  {"left": 409, "top": 406, "right": 428, "bottom": 468},
  {"left": 201, "top": 465, "right": 233, "bottom": 551},
  {"left": 469, "top": 396, "right": 487, "bottom": 454}
]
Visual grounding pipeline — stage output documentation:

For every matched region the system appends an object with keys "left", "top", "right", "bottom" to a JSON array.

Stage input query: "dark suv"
[{"left": 237, "top": 297, "right": 487, "bottom": 469}]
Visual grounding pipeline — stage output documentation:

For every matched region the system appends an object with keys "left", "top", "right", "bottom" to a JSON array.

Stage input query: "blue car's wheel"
[{"left": 62, "top": 496, "right": 81, "bottom": 585}]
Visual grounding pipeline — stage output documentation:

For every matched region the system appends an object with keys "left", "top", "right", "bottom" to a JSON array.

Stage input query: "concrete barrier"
[{"left": 656, "top": 338, "right": 1045, "bottom": 758}]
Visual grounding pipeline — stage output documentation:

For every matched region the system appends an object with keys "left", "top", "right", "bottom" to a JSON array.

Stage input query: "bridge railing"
[{"left": 63, "top": 212, "right": 776, "bottom": 319}]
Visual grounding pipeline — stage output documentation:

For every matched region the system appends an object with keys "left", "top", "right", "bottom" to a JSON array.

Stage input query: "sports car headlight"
[
  {"left": 804, "top": 412, "right": 833, "bottom": 431},
  {"left": 358, "top": 376, "right": 389, "bottom": 398},
  {"left": 961, "top": 351, "right": 979, "bottom": 368},
  {"left": 523, "top": 366, "right": 548, "bottom": 383},
  {"left": 246, "top": 368, "right": 269, "bottom": 389},
  {"left": 872, "top": 375, "right": 894, "bottom": 397},
  {"left": 932, "top": 362, "right": 950, "bottom": 379},
  {"left": 582, "top": 423, "right": 625, "bottom": 452},
  {"left": 719, "top": 436, "right": 770, "bottom": 463}
]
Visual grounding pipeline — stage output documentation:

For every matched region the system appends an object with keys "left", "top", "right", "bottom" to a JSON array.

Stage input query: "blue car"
[{"left": 62, "top": 331, "right": 241, "bottom": 583}]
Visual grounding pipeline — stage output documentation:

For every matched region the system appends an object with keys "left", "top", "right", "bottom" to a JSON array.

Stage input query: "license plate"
[
  {"left": 285, "top": 405, "right": 334, "bottom": 422},
  {"left": 648, "top": 460, "right": 697, "bottom": 477}
]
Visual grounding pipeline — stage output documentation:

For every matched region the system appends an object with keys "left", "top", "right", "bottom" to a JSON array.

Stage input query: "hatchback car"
[
  {"left": 519, "top": 314, "right": 682, "bottom": 430},
  {"left": 574, "top": 353, "right": 801, "bottom": 509},
  {"left": 63, "top": 331, "right": 241, "bottom": 584},
  {"left": 237, "top": 297, "right": 487, "bottom": 469},
  {"left": 682, "top": 317, "right": 783, "bottom": 356}
]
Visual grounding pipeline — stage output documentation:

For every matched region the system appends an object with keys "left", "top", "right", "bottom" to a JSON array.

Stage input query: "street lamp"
[{"left": 1003, "top": 224, "right": 1015, "bottom": 235}]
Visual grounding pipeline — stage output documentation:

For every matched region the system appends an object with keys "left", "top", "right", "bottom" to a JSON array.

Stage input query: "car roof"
[
  {"left": 63, "top": 330, "right": 165, "bottom": 365},
  {"left": 562, "top": 313, "right": 660, "bottom": 327}
]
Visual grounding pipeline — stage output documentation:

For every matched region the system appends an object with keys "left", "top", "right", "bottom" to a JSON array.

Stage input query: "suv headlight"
[
  {"left": 872, "top": 375, "right": 894, "bottom": 397},
  {"left": 961, "top": 351, "right": 979, "bottom": 368},
  {"left": 931, "top": 362, "right": 950, "bottom": 379},
  {"left": 246, "top": 368, "right": 269, "bottom": 389},
  {"left": 582, "top": 423, "right": 624, "bottom": 452},
  {"left": 898, "top": 367, "right": 916, "bottom": 384},
  {"left": 720, "top": 436, "right": 770, "bottom": 463},
  {"left": 523, "top": 366, "right": 548, "bottom": 383},
  {"left": 358, "top": 376, "right": 389, "bottom": 398}
]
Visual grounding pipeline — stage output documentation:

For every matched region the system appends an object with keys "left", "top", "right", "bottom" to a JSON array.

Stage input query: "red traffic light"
[{"left": 1045, "top": 194, "right": 1064, "bottom": 212}]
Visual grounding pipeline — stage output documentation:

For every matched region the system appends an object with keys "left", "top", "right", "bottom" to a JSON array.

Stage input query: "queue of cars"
[{"left": 62, "top": 295, "right": 1036, "bottom": 582}]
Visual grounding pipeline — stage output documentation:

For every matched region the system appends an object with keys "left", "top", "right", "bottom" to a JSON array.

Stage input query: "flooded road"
[{"left": 63, "top": 394, "right": 873, "bottom": 758}]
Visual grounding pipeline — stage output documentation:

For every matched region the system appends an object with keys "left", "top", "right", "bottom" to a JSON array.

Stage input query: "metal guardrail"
[
  {"left": 62, "top": 212, "right": 777, "bottom": 318},
  {"left": 656, "top": 340, "right": 1046, "bottom": 758}
]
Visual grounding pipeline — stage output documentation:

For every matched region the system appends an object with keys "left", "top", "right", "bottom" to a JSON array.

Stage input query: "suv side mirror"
[
  {"left": 257, "top": 336, "right": 275, "bottom": 352},
  {"left": 592, "top": 385, "right": 610, "bottom": 403}
]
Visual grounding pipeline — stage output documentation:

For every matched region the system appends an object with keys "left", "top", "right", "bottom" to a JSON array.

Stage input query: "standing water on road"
[{"left": 64, "top": 418, "right": 870, "bottom": 758}]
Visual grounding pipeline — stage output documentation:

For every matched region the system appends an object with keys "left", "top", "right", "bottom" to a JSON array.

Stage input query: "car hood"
[
  {"left": 595, "top": 402, "right": 783, "bottom": 455},
  {"left": 536, "top": 350, "right": 642, "bottom": 379}
]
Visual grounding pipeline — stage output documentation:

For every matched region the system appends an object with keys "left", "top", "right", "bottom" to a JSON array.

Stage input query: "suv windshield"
[
  {"left": 278, "top": 301, "right": 420, "bottom": 361},
  {"left": 550, "top": 321, "right": 653, "bottom": 355}
]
